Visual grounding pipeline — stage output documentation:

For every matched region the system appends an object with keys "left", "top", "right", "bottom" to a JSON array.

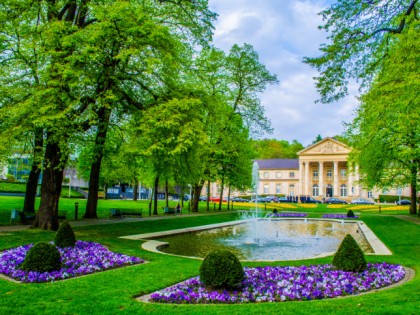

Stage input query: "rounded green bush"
[
  {"left": 199, "top": 250, "right": 244, "bottom": 289},
  {"left": 54, "top": 220, "right": 76, "bottom": 248},
  {"left": 21, "top": 242, "right": 61, "bottom": 272},
  {"left": 332, "top": 234, "right": 367, "bottom": 272},
  {"left": 347, "top": 210, "right": 355, "bottom": 218}
]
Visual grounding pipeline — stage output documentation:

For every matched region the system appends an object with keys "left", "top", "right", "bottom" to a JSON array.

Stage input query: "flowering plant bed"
[
  {"left": 0, "top": 241, "right": 143, "bottom": 283},
  {"left": 150, "top": 263, "right": 405, "bottom": 304},
  {"left": 268, "top": 213, "right": 307, "bottom": 218},
  {"left": 322, "top": 214, "right": 359, "bottom": 219}
]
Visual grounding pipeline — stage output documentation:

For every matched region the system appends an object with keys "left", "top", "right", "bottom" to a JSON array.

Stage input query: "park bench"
[
  {"left": 11, "top": 210, "right": 67, "bottom": 225},
  {"left": 163, "top": 207, "right": 181, "bottom": 215},
  {"left": 109, "top": 208, "right": 142, "bottom": 219}
]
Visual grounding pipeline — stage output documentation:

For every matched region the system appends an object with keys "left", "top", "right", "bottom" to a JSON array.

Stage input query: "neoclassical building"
[
  {"left": 208, "top": 137, "right": 408, "bottom": 201},
  {"left": 252, "top": 138, "right": 408, "bottom": 201}
]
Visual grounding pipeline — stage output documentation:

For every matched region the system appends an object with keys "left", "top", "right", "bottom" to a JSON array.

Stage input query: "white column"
[
  {"left": 333, "top": 161, "right": 339, "bottom": 197},
  {"left": 318, "top": 162, "right": 324, "bottom": 197},
  {"left": 298, "top": 161, "right": 303, "bottom": 196},
  {"left": 304, "top": 161, "right": 310, "bottom": 196}
]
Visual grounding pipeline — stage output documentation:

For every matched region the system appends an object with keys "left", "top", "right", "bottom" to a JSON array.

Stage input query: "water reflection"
[{"left": 158, "top": 220, "right": 373, "bottom": 261}]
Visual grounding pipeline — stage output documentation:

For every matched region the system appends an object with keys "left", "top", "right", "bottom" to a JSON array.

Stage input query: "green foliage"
[
  {"left": 346, "top": 210, "right": 355, "bottom": 218},
  {"left": 54, "top": 221, "right": 76, "bottom": 248},
  {"left": 199, "top": 250, "right": 244, "bottom": 289},
  {"left": 21, "top": 242, "right": 61, "bottom": 272},
  {"left": 253, "top": 139, "right": 304, "bottom": 159},
  {"left": 332, "top": 234, "right": 367, "bottom": 272}
]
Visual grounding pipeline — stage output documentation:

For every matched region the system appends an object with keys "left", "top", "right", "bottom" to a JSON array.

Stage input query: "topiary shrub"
[
  {"left": 332, "top": 234, "right": 367, "bottom": 272},
  {"left": 54, "top": 221, "right": 76, "bottom": 248},
  {"left": 347, "top": 210, "right": 355, "bottom": 218},
  {"left": 21, "top": 242, "right": 61, "bottom": 272},
  {"left": 199, "top": 250, "right": 244, "bottom": 289}
]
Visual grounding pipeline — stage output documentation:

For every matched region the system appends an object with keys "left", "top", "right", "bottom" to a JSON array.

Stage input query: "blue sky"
[{"left": 209, "top": 0, "right": 358, "bottom": 146}]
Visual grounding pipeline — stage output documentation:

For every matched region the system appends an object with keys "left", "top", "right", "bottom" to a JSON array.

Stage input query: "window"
[
  {"left": 351, "top": 187, "right": 355, "bottom": 194},
  {"left": 313, "top": 184, "right": 319, "bottom": 197},
  {"left": 276, "top": 172, "right": 282, "bottom": 178},
  {"left": 263, "top": 184, "right": 269, "bottom": 194},
  {"left": 263, "top": 172, "right": 269, "bottom": 179},
  {"left": 340, "top": 184, "right": 347, "bottom": 197},
  {"left": 340, "top": 169, "right": 346, "bottom": 179},
  {"left": 290, "top": 191, "right": 295, "bottom": 196},
  {"left": 313, "top": 169, "right": 318, "bottom": 179},
  {"left": 276, "top": 184, "right": 281, "bottom": 194},
  {"left": 326, "top": 169, "right": 332, "bottom": 178},
  {"left": 289, "top": 172, "right": 295, "bottom": 178},
  {"left": 289, "top": 184, "right": 295, "bottom": 188},
  {"left": 367, "top": 191, "right": 373, "bottom": 198}
]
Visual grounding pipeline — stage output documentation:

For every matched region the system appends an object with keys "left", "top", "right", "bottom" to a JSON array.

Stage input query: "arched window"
[
  {"left": 313, "top": 184, "right": 319, "bottom": 197},
  {"left": 340, "top": 184, "right": 347, "bottom": 197}
]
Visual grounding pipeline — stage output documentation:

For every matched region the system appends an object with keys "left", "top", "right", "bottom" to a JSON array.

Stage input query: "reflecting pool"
[{"left": 157, "top": 219, "right": 373, "bottom": 261}]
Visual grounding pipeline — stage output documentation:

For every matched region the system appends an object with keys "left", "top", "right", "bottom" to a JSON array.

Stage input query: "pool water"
[{"left": 158, "top": 219, "right": 373, "bottom": 261}]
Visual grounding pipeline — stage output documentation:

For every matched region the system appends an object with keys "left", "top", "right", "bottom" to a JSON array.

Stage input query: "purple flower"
[
  {"left": 322, "top": 214, "right": 359, "bottom": 219},
  {"left": 268, "top": 213, "right": 308, "bottom": 218},
  {"left": 0, "top": 241, "right": 144, "bottom": 283},
  {"left": 150, "top": 263, "right": 405, "bottom": 304}
]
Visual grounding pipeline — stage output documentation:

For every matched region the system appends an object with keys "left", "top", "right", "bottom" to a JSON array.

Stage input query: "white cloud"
[{"left": 209, "top": 0, "right": 359, "bottom": 146}]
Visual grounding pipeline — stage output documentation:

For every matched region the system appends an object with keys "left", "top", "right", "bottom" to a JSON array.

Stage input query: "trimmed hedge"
[
  {"left": 333, "top": 234, "right": 367, "bottom": 272},
  {"left": 199, "top": 250, "right": 244, "bottom": 289},
  {"left": 21, "top": 242, "right": 61, "bottom": 272},
  {"left": 54, "top": 221, "right": 76, "bottom": 248}
]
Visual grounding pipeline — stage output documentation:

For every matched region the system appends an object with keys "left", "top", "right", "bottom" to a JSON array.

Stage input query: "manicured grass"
[
  {"left": 0, "top": 206, "right": 419, "bottom": 314},
  {"left": 0, "top": 182, "right": 84, "bottom": 198}
]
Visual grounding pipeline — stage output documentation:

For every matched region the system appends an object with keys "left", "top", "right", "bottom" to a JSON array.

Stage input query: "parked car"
[
  {"left": 324, "top": 197, "right": 348, "bottom": 204},
  {"left": 264, "top": 195, "right": 279, "bottom": 203},
  {"left": 276, "top": 197, "right": 289, "bottom": 203},
  {"left": 306, "top": 197, "right": 321, "bottom": 204},
  {"left": 183, "top": 194, "right": 191, "bottom": 201},
  {"left": 231, "top": 197, "right": 249, "bottom": 202},
  {"left": 351, "top": 198, "right": 374, "bottom": 205},
  {"left": 396, "top": 199, "right": 411, "bottom": 205},
  {"left": 251, "top": 197, "right": 269, "bottom": 203},
  {"left": 199, "top": 196, "right": 207, "bottom": 201},
  {"left": 209, "top": 196, "right": 227, "bottom": 202}
]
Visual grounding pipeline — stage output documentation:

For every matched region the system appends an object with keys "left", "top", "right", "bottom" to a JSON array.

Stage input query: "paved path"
[
  {"left": 0, "top": 211, "right": 232, "bottom": 233},
  {"left": 395, "top": 215, "right": 420, "bottom": 225}
]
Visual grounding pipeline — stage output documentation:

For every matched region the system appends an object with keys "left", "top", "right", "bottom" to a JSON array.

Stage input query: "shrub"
[
  {"left": 21, "top": 242, "right": 61, "bottom": 272},
  {"left": 199, "top": 250, "right": 244, "bottom": 289},
  {"left": 347, "top": 210, "right": 355, "bottom": 217},
  {"left": 332, "top": 234, "right": 367, "bottom": 272},
  {"left": 54, "top": 221, "right": 76, "bottom": 248}
]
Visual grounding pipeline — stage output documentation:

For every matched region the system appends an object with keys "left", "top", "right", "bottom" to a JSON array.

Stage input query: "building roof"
[{"left": 256, "top": 159, "right": 299, "bottom": 170}]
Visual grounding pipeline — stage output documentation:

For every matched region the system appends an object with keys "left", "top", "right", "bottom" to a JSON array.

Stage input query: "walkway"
[
  {"left": 395, "top": 215, "right": 420, "bottom": 225},
  {"left": 0, "top": 211, "right": 232, "bottom": 233}
]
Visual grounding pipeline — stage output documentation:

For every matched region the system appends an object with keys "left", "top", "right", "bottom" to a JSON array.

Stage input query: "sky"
[{"left": 208, "top": 0, "right": 358, "bottom": 146}]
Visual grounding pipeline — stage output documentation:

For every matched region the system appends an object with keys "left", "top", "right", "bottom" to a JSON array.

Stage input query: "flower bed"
[
  {"left": 268, "top": 213, "right": 308, "bottom": 218},
  {"left": 0, "top": 241, "right": 143, "bottom": 283},
  {"left": 322, "top": 214, "right": 359, "bottom": 219},
  {"left": 150, "top": 263, "right": 405, "bottom": 304}
]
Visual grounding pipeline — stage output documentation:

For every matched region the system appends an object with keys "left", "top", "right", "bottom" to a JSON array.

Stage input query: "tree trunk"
[
  {"left": 192, "top": 183, "right": 203, "bottom": 212},
  {"left": 84, "top": 107, "right": 111, "bottom": 219},
  {"left": 165, "top": 179, "right": 169, "bottom": 207},
  {"left": 409, "top": 162, "right": 418, "bottom": 215},
  {"left": 153, "top": 175, "right": 159, "bottom": 215},
  {"left": 218, "top": 176, "right": 225, "bottom": 211},
  {"left": 33, "top": 137, "right": 66, "bottom": 231},
  {"left": 206, "top": 181, "right": 210, "bottom": 211},
  {"left": 133, "top": 179, "right": 138, "bottom": 201},
  {"left": 227, "top": 186, "right": 231, "bottom": 211},
  {"left": 23, "top": 128, "right": 44, "bottom": 213}
]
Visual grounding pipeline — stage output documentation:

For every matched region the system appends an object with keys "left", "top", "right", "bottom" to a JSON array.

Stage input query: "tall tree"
[
  {"left": 346, "top": 24, "right": 420, "bottom": 214},
  {"left": 304, "top": 0, "right": 419, "bottom": 103}
]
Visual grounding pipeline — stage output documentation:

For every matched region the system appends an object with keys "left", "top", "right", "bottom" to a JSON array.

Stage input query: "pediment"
[{"left": 298, "top": 138, "right": 351, "bottom": 156}]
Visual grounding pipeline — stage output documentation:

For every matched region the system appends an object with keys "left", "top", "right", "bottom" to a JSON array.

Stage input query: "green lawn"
[
  {"left": 0, "top": 182, "right": 84, "bottom": 198},
  {"left": 0, "top": 197, "right": 418, "bottom": 315}
]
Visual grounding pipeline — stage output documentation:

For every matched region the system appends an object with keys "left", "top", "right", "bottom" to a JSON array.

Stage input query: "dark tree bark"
[
  {"left": 153, "top": 176, "right": 159, "bottom": 215},
  {"left": 206, "top": 181, "right": 210, "bottom": 211},
  {"left": 23, "top": 128, "right": 44, "bottom": 213},
  {"left": 133, "top": 179, "right": 138, "bottom": 201},
  {"left": 409, "top": 162, "right": 418, "bottom": 215},
  {"left": 218, "top": 175, "right": 225, "bottom": 211},
  {"left": 33, "top": 136, "right": 66, "bottom": 230},
  {"left": 192, "top": 183, "right": 203, "bottom": 212},
  {"left": 84, "top": 107, "right": 111, "bottom": 219},
  {"left": 165, "top": 179, "right": 169, "bottom": 207}
]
